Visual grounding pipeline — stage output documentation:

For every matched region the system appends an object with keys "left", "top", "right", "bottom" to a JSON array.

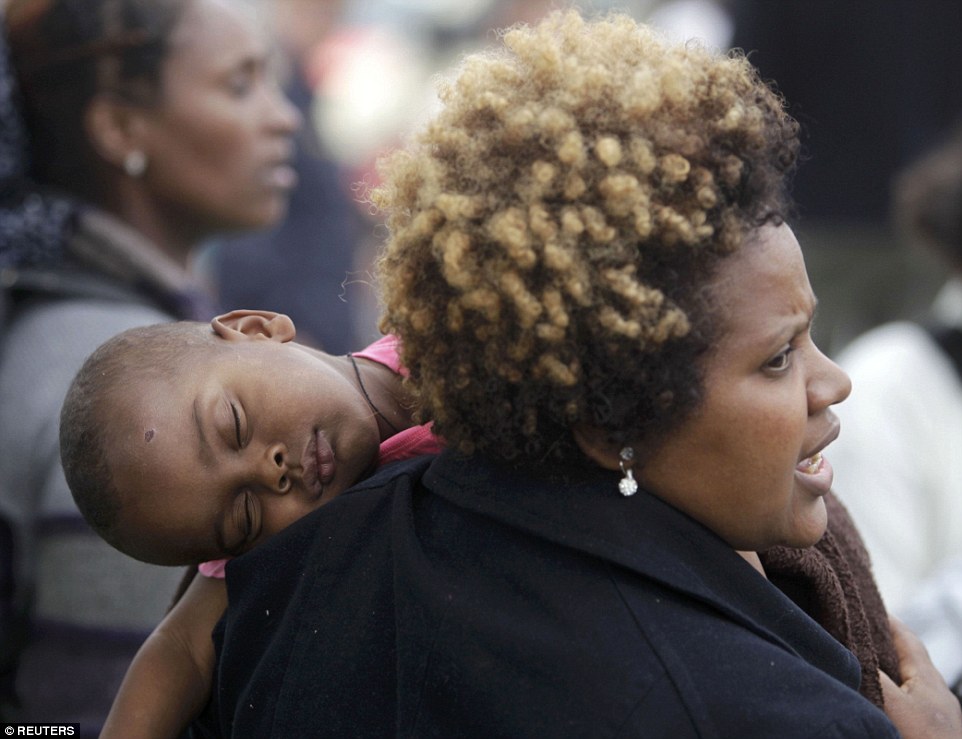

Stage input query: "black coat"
[{"left": 196, "top": 451, "right": 898, "bottom": 738}]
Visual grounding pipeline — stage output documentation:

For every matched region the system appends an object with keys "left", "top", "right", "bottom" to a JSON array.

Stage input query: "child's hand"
[{"left": 880, "top": 616, "right": 962, "bottom": 739}]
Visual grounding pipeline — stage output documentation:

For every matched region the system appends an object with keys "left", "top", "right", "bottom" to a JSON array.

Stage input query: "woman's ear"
[
  {"left": 570, "top": 424, "right": 624, "bottom": 472},
  {"left": 84, "top": 94, "right": 147, "bottom": 171},
  {"left": 211, "top": 310, "right": 297, "bottom": 343}
]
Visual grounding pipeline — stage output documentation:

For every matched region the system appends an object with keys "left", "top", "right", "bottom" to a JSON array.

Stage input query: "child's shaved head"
[{"left": 60, "top": 321, "right": 217, "bottom": 555}]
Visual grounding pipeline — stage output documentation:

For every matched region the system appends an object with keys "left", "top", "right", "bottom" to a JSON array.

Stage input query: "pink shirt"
[
  {"left": 198, "top": 335, "right": 440, "bottom": 579},
  {"left": 353, "top": 335, "right": 440, "bottom": 465}
]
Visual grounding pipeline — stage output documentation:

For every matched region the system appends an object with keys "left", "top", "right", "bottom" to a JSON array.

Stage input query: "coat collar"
[
  {"left": 67, "top": 208, "right": 218, "bottom": 320},
  {"left": 423, "top": 449, "right": 860, "bottom": 687}
]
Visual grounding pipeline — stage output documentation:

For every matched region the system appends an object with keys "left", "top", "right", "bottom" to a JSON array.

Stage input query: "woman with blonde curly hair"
[{"left": 194, "top": 11, "right": 961, "bottom": 737}]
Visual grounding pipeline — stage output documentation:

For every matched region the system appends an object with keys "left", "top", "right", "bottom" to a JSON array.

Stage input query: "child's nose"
[{"left": 261, "top": 442, "right": 291, "bottom": 494}]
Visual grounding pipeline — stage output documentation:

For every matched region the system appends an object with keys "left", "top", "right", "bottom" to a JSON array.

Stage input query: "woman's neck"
[{"left": 103, "top": 186, "right": 198, "bottom": 269}]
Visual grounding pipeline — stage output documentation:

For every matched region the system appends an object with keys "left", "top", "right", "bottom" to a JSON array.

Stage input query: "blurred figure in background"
[
  {"left": 207, "top": 0, "right": 365, "bottom": 353},
  {"left": 831, "top": 124, "right": 962, "bottom": 687},
  {"left": 0, "top": 0, "right": 298, "bottom": 733}
]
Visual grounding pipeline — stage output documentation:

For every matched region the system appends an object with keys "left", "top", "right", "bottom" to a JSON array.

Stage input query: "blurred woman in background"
[{"left": 0, "top": 0, "right": 298, "bottom": 732}]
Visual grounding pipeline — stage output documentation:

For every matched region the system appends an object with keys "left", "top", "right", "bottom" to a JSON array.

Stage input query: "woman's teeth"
[{"left": 799, "top": 452, "right": 822, "bottom": 474}]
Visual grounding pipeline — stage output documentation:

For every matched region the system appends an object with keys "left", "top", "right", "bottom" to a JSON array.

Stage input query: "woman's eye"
[
  {"left": 766, "top": 347, "right": 793, "bottom": 373},
  {"left": 226, "top": 67, "right": 255, "bottom": 97}
]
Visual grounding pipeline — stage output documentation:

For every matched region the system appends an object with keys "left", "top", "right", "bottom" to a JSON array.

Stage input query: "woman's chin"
[{"left": 781, "top": 499, "right": 829, "bottom": 549}]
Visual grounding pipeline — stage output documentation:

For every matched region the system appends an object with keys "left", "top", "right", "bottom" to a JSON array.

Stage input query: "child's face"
[{"left": 107, "top": 312, "right": 382, "bottom": 565}]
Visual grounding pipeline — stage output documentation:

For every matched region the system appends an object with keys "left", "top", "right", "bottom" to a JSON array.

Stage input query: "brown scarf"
[{"left": 760, "top": 492, "right": 901, "bottom": 709}]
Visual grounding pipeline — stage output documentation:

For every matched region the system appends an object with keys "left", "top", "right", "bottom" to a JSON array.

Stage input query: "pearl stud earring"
[{"left": 123, "top": 150, "right": 147, "bottom": 177}]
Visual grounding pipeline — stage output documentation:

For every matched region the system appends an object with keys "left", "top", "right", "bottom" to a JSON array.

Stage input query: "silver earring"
[
  {"left": 618, "top": 446, "right": 638, "bottom": 496},
  {"left": 123, "top": 150, "right": 147, "bottom": 177}
]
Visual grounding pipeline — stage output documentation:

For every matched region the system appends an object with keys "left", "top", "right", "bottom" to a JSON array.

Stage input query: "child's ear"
[{"left": 211, "top": 310, "right": 296, "bottom": 343}]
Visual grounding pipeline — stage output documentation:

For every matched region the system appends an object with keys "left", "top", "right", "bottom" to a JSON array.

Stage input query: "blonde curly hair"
[{"left": 374, "top": 10, "right": 799, "bottom": 463}]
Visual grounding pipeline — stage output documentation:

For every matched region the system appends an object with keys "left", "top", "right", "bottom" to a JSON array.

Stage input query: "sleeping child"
[{"left": 59, "top": 309, "right": 441, "bottom": 738}]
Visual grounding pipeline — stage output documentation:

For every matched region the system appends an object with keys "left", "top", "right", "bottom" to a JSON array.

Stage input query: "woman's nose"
[
  {"left": 808, "top": 347, "right": 852, "bottom": 413},
  {"left": 266, "top": 83, "right": 302, "bottom": 135},
  {"left": 260, "top": 442, "right": 292, "bottom": 494}
]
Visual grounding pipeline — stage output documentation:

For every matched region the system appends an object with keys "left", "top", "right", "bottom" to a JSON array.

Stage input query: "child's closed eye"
[
  {"left": 226, "top": 490, "right": 258, "bottom": 555},
  {"left": 231, "top": 403, "right": 243, "bottom": 447},
  {"left": 230, "top": 402, "right": 250, "bottom": 449}
]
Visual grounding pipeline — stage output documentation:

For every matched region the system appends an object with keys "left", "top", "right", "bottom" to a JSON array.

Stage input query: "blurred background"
[{"left": 201, "top": 0, "right": 962, "bottom": 357}]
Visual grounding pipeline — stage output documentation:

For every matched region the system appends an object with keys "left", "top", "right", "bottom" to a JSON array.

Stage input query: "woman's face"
[
  {"left": 638, "top": 223, "right": 851, "bottom": 552},
  {"left": 136, "top": 0, "right": 301, "bottom": 236}
]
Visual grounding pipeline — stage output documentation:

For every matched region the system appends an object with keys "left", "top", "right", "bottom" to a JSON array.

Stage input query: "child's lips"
[
  {"left": 314, "top": 430, "right": 336, "bottom": 487},
  {"left": 303, "top": 430, "right": 336, "bottom": 498}
]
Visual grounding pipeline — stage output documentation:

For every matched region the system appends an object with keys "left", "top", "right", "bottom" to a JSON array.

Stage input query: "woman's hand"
[{"left": 880, "top": 617, "right": 962, "bottom": 738}]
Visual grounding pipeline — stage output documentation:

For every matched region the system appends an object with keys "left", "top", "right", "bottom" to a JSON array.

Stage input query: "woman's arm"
[{"left": 100, "top": 573, "right": 228, "bottom": 739}]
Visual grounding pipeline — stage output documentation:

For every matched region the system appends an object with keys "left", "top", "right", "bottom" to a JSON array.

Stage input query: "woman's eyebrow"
[
  {"left": 796, "top": 297, "right": 819, "bottom": 338},
  {"left": 786, "top": 296, "right": 819, "bottom": 338}
]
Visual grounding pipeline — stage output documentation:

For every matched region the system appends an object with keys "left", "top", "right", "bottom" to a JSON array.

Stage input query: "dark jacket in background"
[{"left": 0, "top": 209, "right": 217, "bottom": 736}]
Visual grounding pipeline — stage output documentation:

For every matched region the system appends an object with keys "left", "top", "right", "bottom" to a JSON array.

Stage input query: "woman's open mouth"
[
  {"left": 796, "top": 452, "right": 823, "bottom": 475},
  {"left": 794, "top": 451, "right": 833, "bottom": 496}
]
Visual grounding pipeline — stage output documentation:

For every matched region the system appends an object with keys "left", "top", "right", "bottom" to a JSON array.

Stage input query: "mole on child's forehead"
[{"left": 145, "top": 428, "right": 156, "bottom": 442}]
